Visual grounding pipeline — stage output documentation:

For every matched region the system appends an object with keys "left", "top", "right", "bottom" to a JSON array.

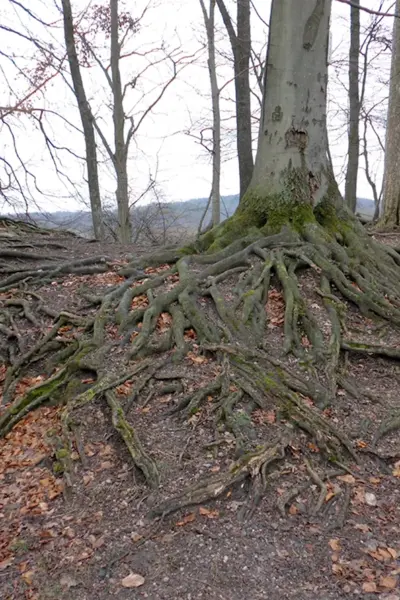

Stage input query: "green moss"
[
  {"left": 52, "top": 461, "right": 64, "bottom": 475},
  {"left": 242, "top": 289, "right": 256, "bottom": 299},
  {"left": 9, "top": 538, "right": 30, "bottom": 554},
  {"left": 55, "top": 448, "right": 69, "bottom": 460},
  {"left": 178, "top": 244, "right": 197, "bottom": 256},
  {"left": 195, "top": 166, "right": 345, "bottom": 252}
]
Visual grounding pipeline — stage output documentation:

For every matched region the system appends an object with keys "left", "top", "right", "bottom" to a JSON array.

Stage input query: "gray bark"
[
  {"left": 61, "top": 0, "right": 105, "bottom": 241},
  {"left": 216, "top": 0, "right": 254, "bottom": 200},
  {"left": 200, "top": 0, "right": 221, "bottom": 226},
  {"left": 380, "top": 0, "right": 400, "bottom": 228},
  {"left": 249, "top": 0, "right": 333, "bottom": 206},
  {"left": 110, "top": 0, "right": 131, "bottom": 243},
  {"left": 344, "top": 0, "right": 360, "bottom": 213}
]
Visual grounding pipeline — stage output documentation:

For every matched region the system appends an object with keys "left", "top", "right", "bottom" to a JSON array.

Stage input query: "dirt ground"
[{"left": 0, "top": 223, "right": 399, "bottom": 600}]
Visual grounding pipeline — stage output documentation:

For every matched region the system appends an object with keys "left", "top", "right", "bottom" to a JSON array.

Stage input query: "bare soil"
[{"left": 0, "top": 224, "right": 399, "bottom": 600}]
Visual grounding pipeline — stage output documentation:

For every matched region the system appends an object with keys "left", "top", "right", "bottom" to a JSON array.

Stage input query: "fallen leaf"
[
  {"left": 176, "top": 512, "right": 196, "bottom": 526},
  {"left": 392, "top": 461, "right": 400, "bottom": 477},
  {"left": 121, "top": 573, "right": 145, "bottom": 588},
  {"left": 368, "top": 547, "right": 394, "bottom": 562},
  {"left": 0, "top": 557, "right": 14, "bottom": 571},
  {"left": 288, "top": 504, "right": 298, "bottom": 515},
  {"left": 307, "top": 442, "right": 320, "bottom": 453},
  {"left": 199, "top": 506, "right": 219, "bottom": 518},
  {"left": 354, "top": 523, "right": 370, "bottom": 533},
  {"left": 328, "top": 539, "right": 341, "bottom": 552},
  {"left": 362, "top": 581, "right": 377, "bottom": 593},
  {"left": 355, "top": 440, "right": 368, "bottom": 449},
  {"left": 368, "top": 477, "right": 381, "bottom": 485},
  {"left": 131, "top": 532, "right": 143, "bottom": 543},
  {"left": 325, "top": 490, "right": 336, "bottom": 502},
  {"left": 379, "top": 576, "right": 398, "bottom": 590},
  {"left": 337, "top": 474, "right": 356, "bottom": 485},
  {"left": 21, "top": 570, "right": 35, "bottom": 585}
]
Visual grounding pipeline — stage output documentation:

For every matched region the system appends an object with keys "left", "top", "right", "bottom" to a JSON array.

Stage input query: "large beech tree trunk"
[
  {"left": 244, "top": 0, "right": 335, "bottom": 215},
  {"left": 380, "top": 0, "right": 400, "bottom": 228}
]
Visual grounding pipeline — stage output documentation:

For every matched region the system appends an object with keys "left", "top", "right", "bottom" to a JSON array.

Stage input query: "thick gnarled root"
[{"left": 150, "top": 440, "right": 288, "bottom": 518}]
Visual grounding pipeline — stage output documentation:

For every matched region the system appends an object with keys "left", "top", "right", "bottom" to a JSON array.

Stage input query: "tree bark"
[
  {"left": 61, "top": 0, "right": 105, "bottom": 241},
  {"left": 200, "top": 0, "right": 221, "bottom": 226},
  {"left": 344, "top": 0, "right": 360, "bottom": 214},
  {"left": 380, "top": 0, "right": 400, "bottom": 228},
  {"left": 216, "top": 0, "right": 254, "bottom": 200},
  {"left": 243, "top": 0, "right": 335, "bottom": 214},
  {"left": 110, "top": 0, "right": 132, "bottom": 243}
]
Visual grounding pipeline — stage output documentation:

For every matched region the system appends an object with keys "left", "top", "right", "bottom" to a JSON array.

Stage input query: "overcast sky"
[{"left": 0, "top": 0, "right": 393, "bottom": 213}]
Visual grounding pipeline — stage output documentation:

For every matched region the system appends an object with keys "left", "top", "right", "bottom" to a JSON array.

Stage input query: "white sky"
[{"left": 0, "top": 0, "right": 394, "bottom": 213}]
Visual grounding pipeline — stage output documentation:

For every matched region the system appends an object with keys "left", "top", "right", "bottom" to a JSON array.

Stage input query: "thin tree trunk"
[
  {"left": 344, "top": 0, "right": 360, "bottom": 213},
  {"left": 110, "top": 0, "right": 131, "bottom": 243},
  {"left": 216, "top": 0, "right": 253, "bottom": 200},
  {"left": 199, "top": 0, "right": 221, "bottom": 226},
  {"left": 244, "top": 0, "right": 334, "bottom": 209},
  {"left": 380, "top": 0, "right": 400, "bottom": 228},
  {"left": 236, "top": 0, "right": 253, "bottom": 199},
  {"left": 61, "top": 0, "right": 105, "bottom": 241}
]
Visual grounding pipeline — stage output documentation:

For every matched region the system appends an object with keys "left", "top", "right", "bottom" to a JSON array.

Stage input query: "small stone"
[
  {"left": 131, "top": 532, "right": 143, "bottom": 543},
  {"left": 121, "top": 573, "right": 145, "bottom": 588},
  {"left": 365, "top": 492, "right": 377, "bottom": 507},
  {"left": 60, "top": 574, "right": 78, "bottom": 589}
]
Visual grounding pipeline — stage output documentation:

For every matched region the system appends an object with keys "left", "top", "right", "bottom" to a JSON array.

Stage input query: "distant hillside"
[{"left": 3, "top": 194, "right": 375, "bottom": 238}]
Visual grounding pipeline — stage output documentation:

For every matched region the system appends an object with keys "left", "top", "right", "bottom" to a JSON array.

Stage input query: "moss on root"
[{"left": 198, "top": 166, "right": 344, "bottom": 252}]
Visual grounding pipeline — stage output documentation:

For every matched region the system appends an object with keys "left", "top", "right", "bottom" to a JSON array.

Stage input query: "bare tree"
[
  {"left": 110, "top": 0, "right": 131, "bottom": 243},
  {"left": 380, "top": 0, "right": 400, "bottom": 227},
  {"left": 215, "top": 0, "right": 253, "bottom": 200},
  {"left": 61, "top": 0, "right": 105, "bottom": 241},
  {"left": 199, "top": 0, "right": 221, "bottom": 227},
  {"left": 70, "top": 0, "right": 189, "bottom": 243},
  {"left": 344, "top": 0, "right": 360, "bottom": 213}
]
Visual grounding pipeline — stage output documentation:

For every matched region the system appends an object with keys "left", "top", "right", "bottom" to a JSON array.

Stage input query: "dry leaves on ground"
[{"left": 266, "top": 289, "right": 285, "bottom": 327}]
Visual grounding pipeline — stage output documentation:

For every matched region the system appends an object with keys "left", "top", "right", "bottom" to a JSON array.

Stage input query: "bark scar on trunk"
[
  {"left": 285, "top": 128, "right": 308, "bottom": 151},
  {"left": 303, "top": 0, "right": 325, "bottom": 50}
]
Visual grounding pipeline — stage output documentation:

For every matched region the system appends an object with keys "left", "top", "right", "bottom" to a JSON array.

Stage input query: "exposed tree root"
[
  {"left": 1, "top": 211, "right": 399, "bottom": 522},
  {"left": 105, "top": 391, "right": 160, "bottom": 487},
  {"left": 150, "top": 440, "right": 288, "bottom": 518}
]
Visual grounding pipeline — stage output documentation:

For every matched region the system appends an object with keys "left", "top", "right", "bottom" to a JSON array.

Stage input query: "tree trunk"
[
  {"left": 216, "top": 0, "right": 254, "bottom": 200},
  {"left": 243, "top": 0, "right": 336, "bottom": 218},
  {"left": 344, "top": 0, "right": 360, "bottom": 214},
  {"left": 200, "top": 0, "right": 221, "bottom": 227},
  {"left": 235, "top": 0, "right": 254, "bottom": 199},
  {"left": 110, "top": 0, "right": 132, "bottom": 243},
  {"left": 61, "top": 0, "right": 105, "bottom": 241},
  {"left": 380, "top": 0, "right": 400, "bottom": 228}
]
